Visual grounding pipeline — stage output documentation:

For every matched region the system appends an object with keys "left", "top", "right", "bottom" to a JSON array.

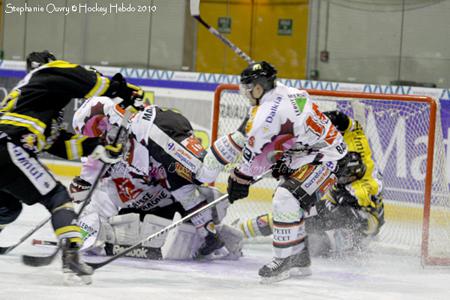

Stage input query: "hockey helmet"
[
  {"left": 239, "top": 61, "right": 277, "bottom": 105},
  {"left": 323, "top": 110, "right": 350, "bottom": 132},
  {"left": 26, "top": 50, "right": 57, "bottom": 73}
]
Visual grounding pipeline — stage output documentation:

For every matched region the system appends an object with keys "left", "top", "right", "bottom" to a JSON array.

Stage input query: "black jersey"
[{"left": 0, "top": 60, "right": 112, "bottom": 159}]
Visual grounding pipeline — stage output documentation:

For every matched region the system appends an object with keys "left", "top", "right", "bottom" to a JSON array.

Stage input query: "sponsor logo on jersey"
[
  {"left": 8, "top": 143, "right": 56, "bottom": 195},
  {"left": 181, "top": 135, "right": 205, "bottom": 157},
  {"left": 289, "top": 97, "right": 306, "bottom": 117},
  {"left": 292, "top": 164, "right": 314, "bottom": 181},
  {"left": 142, "top": 108, "right": 154, "bottom": 121},
  {"left": 301, "top": 165, "right": 331, "bottom": 195},
  {"left": 265, "top": 96, "right": 282, "bottom": 123},
  {"left": 166, "top": 140, "right": 199, "bottom": 172},
  {"left": 174, "top": 149, "right": 196, "bottom": 171},
  {"left": 317, "top": 175, "right": 337, "bottom": 199},
  {"left": 129, "top": 188, "right": 171, "bottom": 211},
  {"left": 174, "top": 162, "right": 193, "bottom": 182},
  {"left": 112, "top": 177, "right": 143, "bottom": 203}
]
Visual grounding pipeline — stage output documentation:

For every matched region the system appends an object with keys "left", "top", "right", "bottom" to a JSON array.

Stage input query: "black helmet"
[
  {"left": 26, "top": 50, "right": 57, "bottom": 73},
  {"left": 240, "top": 61, "right": 277, "bottom": 90},
  {"left": 323, "top": 110, "right": 350, "bottom": 132}
]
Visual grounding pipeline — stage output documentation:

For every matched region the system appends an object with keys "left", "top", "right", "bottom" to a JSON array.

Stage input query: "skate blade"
[
  {"left": 290, "top": 266, "right": 312, "bottom": 277},
  {"left": 259, "top": 271, "right": 290, "bottom": 284},
  {"left": 63, "top": 273, "right": 92, "bottom": 286}
]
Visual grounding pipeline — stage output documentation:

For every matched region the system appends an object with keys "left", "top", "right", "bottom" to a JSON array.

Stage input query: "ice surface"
[{"left": 0, "top": 179, "right": 449, "bottom": 300}]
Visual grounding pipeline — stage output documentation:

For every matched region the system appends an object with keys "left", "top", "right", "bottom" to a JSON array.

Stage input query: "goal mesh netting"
[{"left": 212, "top": 84, "right": 450, "bottom": 265}]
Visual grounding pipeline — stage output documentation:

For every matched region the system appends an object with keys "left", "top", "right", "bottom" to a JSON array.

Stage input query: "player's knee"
[
  {"left": 273, "top": 187, "right": 298, "bottom": 211},
  {"left": 40, "top": 184, "right": 72, "bottom": 213},
  {"left": 0, "top": 201, "right": 23, "bottom": 225},
  {"left": 272, "top": 187, "right": 304, "bottom": 223}
]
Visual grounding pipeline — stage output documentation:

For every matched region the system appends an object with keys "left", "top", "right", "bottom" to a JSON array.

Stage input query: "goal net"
[{"left": 212, "top": 84, "right": 450, "bottom": 266}]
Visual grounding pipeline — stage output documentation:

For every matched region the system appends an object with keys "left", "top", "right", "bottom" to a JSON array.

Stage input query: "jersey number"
[{"left": 305, "top": 103, "right": 338, "bottom": 145}]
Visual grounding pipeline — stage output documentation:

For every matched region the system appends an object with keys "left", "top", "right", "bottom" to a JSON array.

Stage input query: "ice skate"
[
  {"left": 258, "top": 256, "right": 292, "bottom": 283},
  {"left": 61, "top": 238, "right": 94, "bottom": 286},
  {"left": 289, "top": 247, "right": 312, "bottom": 278},
  {"left": 195, "top": 222, "right": 225, "bottom": 259},
  {"left": 259, "top": 248, "right": 311, "bottom": 284}
]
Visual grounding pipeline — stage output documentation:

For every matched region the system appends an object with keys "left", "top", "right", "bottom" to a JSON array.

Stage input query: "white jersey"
[
  {"left": 73, "top": 97, "right": 174, "bottom": 217},
  {"left": 73, "top": 96, "right": 124, "bottom": 137},
  {"left": 239, "top": 83, "right": 347, "bottom": 177}
]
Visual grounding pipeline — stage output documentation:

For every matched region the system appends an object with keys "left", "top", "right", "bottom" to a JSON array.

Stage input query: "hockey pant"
[
  {"left": 0, "top": 139, "right": 82, "bottom": 245},
  {"left": 272, "top": 163, "right": 336, "bottom": 258}
]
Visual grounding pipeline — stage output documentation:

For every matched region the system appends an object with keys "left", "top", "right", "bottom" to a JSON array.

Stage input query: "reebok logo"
[{"left": 113, "top": 245, "right": 149, "bottom": 259}]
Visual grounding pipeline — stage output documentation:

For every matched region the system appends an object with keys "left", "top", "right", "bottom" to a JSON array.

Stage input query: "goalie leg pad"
[
  {"left": 109, "top": 213, "right": 141, "bottom": 246},
  {"left": 216, "top": 224, "right": 244, "bottom": 258},
  {"left": 140, "top": 214, "right": 172, "bottom": 248},
  {"left": 161, "top": 213, "right": 200, "bottom": 260}
]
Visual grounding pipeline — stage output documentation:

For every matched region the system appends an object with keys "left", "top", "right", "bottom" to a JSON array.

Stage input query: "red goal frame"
[{"left": 212, "top": 83, "right": 448, "bottom": 266}]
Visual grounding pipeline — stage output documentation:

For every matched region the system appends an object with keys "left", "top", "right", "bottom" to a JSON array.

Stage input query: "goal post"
[{"left": 212, "top": 83, "right": 450, "bottom": 266}]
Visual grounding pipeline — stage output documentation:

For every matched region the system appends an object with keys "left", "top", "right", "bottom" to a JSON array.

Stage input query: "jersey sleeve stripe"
[
  {"left": 65, "top": 134, "right": 88, "bottom": 160},
  {"left": 0, "top": 113, "right": 47, "bottom": 150},
  {"left": 84, "top": 74, "right": 110, "bottom": 98}
]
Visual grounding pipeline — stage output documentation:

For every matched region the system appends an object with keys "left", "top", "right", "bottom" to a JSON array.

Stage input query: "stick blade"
[
  {"left": 22, "top": 249, "right": 59, "bottom": 267},
  {"left": 190, "top": 0, "right": 200, "bottom": 16},
  {"left": 86, "top": 261, "right": 105, "bottom": 270},
  {"left": 0, "top": 246, "right": 11, "bottom": 255}
]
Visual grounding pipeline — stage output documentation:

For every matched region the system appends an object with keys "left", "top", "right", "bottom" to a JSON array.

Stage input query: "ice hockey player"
[
  {"left": 226, "top": 61, "right": 348, "bottom": 283},
  {"left": 70, "top": 96, "right": 245, "bottom": 260},
  {"left": 238, "top": 110, "right": 385, "bottom": 257},
  {"left": 0, "top": 50, "right": 141, "bottom": 285}
]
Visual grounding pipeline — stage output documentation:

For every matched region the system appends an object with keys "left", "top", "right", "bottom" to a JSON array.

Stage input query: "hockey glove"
[
  {"left": 271, "top": 157, "right": 294, "bottom": 180},
  {"left": 322, "top": 184, "right": 357, "bottom": 211},
  {"left": 91, "top": 143, "right": 123, "bottom": 164},
  {"left": 227, "top": 169, "right": 253, "bottom": 204},
  {"left": 107, "top": 73, "right": 143, "bottom": 110}
]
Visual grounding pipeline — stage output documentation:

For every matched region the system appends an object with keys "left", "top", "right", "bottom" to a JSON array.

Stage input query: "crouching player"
[
  {"left": 238, "top": 111, "right": 385, "bottom": 257},
  {"left": 70, "top": 96, "right": 245, "bottom": 260}
]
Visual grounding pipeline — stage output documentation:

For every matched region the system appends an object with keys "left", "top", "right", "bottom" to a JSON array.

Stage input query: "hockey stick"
[
  {"left": 86, "top": 169, "right": 271, "bottom": 270},
  {"left": 30, "top": 239, "right": 162, "bottom": 260},
  {"left": 190, "top": 0, "right": 254, "bottom": 64},
  {"left": 22, "top": 109, "right": 133, "bottom": 267},
  {"left": 0, "top": 215, "right": 51, "bottom": 254},
  {"left": 31, "top": 239, "right": 58, "bottom": 247}
]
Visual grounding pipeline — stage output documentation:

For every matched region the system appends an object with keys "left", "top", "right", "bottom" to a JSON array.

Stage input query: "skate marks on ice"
[
  {"left": 1, "top": 202, "right": 450, "bottom": 299},
  {"left": 1, "top": 238, "right": 450, "bottom": 300}
]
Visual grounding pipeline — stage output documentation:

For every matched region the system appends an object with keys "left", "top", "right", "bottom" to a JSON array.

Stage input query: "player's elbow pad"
[{"left": 196, "top": 131, "right": 245, "bottom": 183}]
